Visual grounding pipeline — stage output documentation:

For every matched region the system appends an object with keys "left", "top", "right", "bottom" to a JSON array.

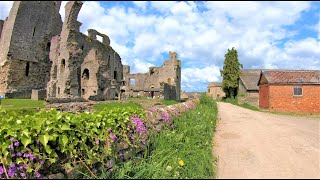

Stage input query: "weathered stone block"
[{"left": 31, "top": 89, "right": 47, "bottom": 100}]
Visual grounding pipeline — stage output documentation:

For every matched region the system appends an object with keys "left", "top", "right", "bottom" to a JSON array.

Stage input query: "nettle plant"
[{"left": 0, "top": 107, "right": 146, "bottom": 178}]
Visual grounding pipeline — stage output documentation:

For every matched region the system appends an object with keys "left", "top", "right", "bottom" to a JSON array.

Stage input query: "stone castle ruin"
[
  {"left": 0, "top": 1, "right": 62, "bottom": 98},
  {"left": 47, "top": 1, "right": 123, "bottom": 101},
  {"left": 0, "top": 1, "right": 181, "bottom": 102},
  {"left": 122, "top": 51, "right": 181, "bottom": 101}
]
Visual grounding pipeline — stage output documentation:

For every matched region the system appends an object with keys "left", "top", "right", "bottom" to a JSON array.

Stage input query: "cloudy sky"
[{"left": 1, "top": 1, "right": 319, "bottom": 92}]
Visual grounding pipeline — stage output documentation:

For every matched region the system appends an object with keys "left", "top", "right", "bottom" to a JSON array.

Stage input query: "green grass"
[
  {"left": 221, "top": 98, "right": 260, "bottom": 111},
  {"left": 0, "top": 99, "right": 46, "bottom": 115},
  {"left": 160, "top": 100, "right": 179, "bottom": 105},
  {"left": 93, "top": 102, "right": 143, "bottom": 112},
  {"left": 97, "top": 94, "right": 218, "bottom": 179}
]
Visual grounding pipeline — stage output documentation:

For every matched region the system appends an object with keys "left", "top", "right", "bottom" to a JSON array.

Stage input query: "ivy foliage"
[{"left": 0, "top": 106, "right": 145, "bottom": 178}]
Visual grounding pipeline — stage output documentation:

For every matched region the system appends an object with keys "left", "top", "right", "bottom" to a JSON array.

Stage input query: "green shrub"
[{"left": 0, "top": 106, "right": 146, "bottom": 178}]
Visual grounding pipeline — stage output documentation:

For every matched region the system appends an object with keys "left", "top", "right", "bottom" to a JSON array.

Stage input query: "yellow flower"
[{"left": 178, "top": 159, "right": 185, "bottom": 167}]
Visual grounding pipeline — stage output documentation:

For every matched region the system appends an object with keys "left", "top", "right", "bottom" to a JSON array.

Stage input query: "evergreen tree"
[{"left": 220, "top": 47, "right": 243, "bottom": 99}]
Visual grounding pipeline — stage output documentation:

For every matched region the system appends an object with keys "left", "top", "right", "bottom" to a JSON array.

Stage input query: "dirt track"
[{"left": 213, "top": 102, "right": 320, "bottom": 179}]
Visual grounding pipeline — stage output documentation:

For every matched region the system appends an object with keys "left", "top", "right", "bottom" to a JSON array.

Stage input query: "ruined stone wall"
[
  {"left": 123, "top": 51, "right": 181, "bottom": 101},
  {"left": 0, "top": 1, "right": 62, "bottom": 97},
  {"left": 47, "top": 1, "right": 123, "bottom": 101},
  {"left": 0, "top": 20, "right": 4, "bottom": 40},
  {"left": 158, "top": 52, "right": 181, "bottom": 100}
]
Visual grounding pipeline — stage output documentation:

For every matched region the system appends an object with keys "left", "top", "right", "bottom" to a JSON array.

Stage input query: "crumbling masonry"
[
  {"left": 47, "top": 1, "right": 123, "bottom": 101},
  {"left": 122, "top": 51, "right": 181, "bottom": 101},
  {"left": 0, "top": 1, "right": 181, "bottom": 101},
  {"left": 0, "top": 1, "right": 62, "bottom": 98}
]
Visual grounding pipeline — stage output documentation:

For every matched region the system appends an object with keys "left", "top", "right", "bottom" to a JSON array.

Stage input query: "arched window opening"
[
  {"left": 168, "top": 78, "right": 172, "bottom": 85},
  {"left": 25, "top": 62, "right": 30, "bottom": 77},
  {"left": 82, "top": 69, "right": 90, "bottom": 80}
]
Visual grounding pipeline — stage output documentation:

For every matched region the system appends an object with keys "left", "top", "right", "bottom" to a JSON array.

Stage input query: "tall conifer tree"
[{"left": 220, "top": 47, "right": 243, "bottom": 99}]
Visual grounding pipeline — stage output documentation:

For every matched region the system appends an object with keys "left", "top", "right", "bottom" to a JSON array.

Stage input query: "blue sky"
[{"left": 0, "top": 1, "right": 319, "bottom": 92}]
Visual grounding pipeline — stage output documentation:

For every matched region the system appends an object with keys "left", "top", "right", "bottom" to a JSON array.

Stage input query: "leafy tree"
[{"left": 220, "top": 47, "right": 243, "bottom": 99}]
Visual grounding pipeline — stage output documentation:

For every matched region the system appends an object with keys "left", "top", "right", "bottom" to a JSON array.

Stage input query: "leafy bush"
[{"left": 0, "top": 107, "right": 145, "bottom": 178}]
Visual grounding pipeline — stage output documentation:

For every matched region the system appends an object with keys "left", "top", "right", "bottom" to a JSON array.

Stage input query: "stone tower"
[
  {"left": 47, "top": 1, "right": 123, "bottom": 101},
  {"left": 0, "top": 1, "right": 62, "bottom": 98},
  {"left": 159, "top": 51, "right": 181, "bottom": 101}
]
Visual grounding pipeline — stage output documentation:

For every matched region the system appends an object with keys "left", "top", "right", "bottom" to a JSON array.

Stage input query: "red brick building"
[{"left": 258, "top": 70, "right": 320, "bottom": 114}]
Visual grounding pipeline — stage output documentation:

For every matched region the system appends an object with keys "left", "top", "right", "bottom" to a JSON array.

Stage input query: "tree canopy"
[{"left": 220, "top": 47, "right": 243, "bottom": 99}]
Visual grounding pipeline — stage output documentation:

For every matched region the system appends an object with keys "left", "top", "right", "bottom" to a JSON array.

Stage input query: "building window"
[
  {"left": 26, "top": 62, "right": 30, "bottom": 77},
  {"left": 208, "top": 89, "right": 210, "bottom": 93},
  {"left": 114, "top": 71, "right": 117, "bottom": 80},
  {"left": 130, "top": 79, "right": 135, "bottom": 85},
  {"left": 46, "top": 42, "right": 51, "bottom": 51},
  {"left": 82, "top": 69, "right": 90, "bottom": 80},
  {"left": 293, "top": 86, "right": 303, "bottom": 96},
  {"left": 61, "top": 59, "right": 66, "bottom": 72}
]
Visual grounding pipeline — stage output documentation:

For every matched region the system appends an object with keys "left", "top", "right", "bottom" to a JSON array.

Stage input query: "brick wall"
[
  {"left": 259, "top": 84, "right": 269, "bottom": 109},
  {"left": 268, "top": 84, "right": 320, "bottom": 113}
]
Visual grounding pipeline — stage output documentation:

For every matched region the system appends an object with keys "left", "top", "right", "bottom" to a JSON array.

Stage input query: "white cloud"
[
  {"left": 0, "top": 1, "right": 319, "bottom": 92},
  {"left": 182, "top": 65, "right": 221, "bottom": 84}
]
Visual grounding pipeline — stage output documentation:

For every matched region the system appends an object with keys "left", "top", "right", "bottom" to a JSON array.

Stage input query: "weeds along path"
[{"left": 213, "top": 102, "right": 320, "bottom": 179}]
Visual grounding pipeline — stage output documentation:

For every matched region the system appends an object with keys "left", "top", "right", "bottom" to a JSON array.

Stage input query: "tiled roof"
[
  {"left": 208, "top": 82, "right": 222, "bottom": 87},
  {"left": 260, "top": 70, "right": 320, "bottom": 84},
  {"left": 239, "top": 69, "right": 262, "bottom": 90}
]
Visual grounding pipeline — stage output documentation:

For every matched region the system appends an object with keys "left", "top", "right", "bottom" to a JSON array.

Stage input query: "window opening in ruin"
[
  {"left": 168, "top": 78, "right": 172, "bottom": 85},
  {"left": 93, "top": 90, "right": 96, "bottom": 94},
  {"left": 66, "top": 88, "right": 71, "bottom": 95},
  {"left": 58, "top": 87, "right": 60, "bottom": 95},
  {"left": 114, "top": 71, "right": 117, "bottom": 80},
  {"left": 82, "top": 89, "right": 85, "bottom": 95},
  {"left": 130, "top": 79, "right": 135, "bottom": 85},
  {"left": 82, "top": 69, "right": 90, "bottom": 80},
  {"left": 61, "top": 59, "right": 66, "bottom": 72},
  {"left": 46, "top": 42, "right": 51, "bottom": 51},
  {"left": 53, "top": 65, "right": 57, "bottom": 79},
  {"left": 32, "top": 27, "right": 36, "bottom": 36},
  {"left": 81, "top": 45, "right": 84, "bottom": 50},
  {"left": 150, "top": 68, "right": 154, "bottom": 75},
  {"left": 25, "top": 62, "right": 30, "bottom": 77}
]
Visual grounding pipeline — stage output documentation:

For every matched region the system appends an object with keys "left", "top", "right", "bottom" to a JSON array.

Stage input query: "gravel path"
[{"left": 213, "top": 102, "right": 320, "bottom": 179}]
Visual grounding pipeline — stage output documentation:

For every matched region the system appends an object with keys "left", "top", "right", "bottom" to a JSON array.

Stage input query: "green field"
[{"left": 0, "top": 99, "right": 46, "bottom": 115}]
